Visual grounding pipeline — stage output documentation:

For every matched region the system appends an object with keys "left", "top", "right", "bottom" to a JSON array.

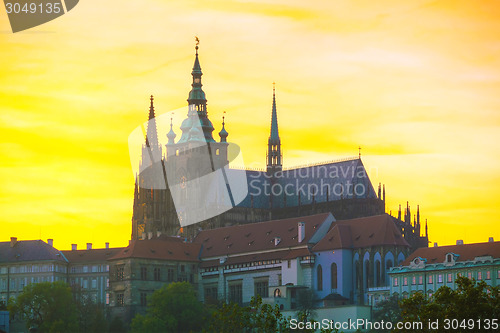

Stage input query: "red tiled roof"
[
  {"left": 62, "top": 248, "right": 124, "bottom": 263},
  {"left": 193, "top": 213, "right": 333, "bottom": 258},
  {"left": 109, "top": 238, "right": 201, "bottom": 262},
  {"left": 282, "top": 248, "right": 312, "bottom": 260},
  {"left": 313, "top": 214, "right": 409, "bottom": 251},
  {"left": 402, "top": 241, "right": 500, "bottom": 266}
]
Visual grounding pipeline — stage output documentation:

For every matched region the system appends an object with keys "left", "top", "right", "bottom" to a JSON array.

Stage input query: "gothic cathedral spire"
[
  {"left": 267, "top": 83, "right": 282, "bottom": 174},
  {"left": 187, "top": 38, "right": 207, "bottom": 115}
]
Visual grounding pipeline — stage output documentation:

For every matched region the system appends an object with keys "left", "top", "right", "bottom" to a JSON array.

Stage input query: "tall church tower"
[
  {"left": 266, "top": 84, "right": 282, "bottom": 174},
  {"left": 132, "top": 40, "right": 231, "bottom": 240}
]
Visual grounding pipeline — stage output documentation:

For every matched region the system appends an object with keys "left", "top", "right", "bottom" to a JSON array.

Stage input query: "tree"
[
  {"left": 8, "top": 281, "right": 79, "bottom": 333},
  {"left": 130, "top": 282, "right": 205, "bottom": 333},
  {"left": 207, "top": 295, "right": 292, "bottom": 333},
  {"left": 295, "top": 289, "right": 317, "bottom": 323},
  {"left": 75, "top": 294, "right": 107, "bottom": 333},
  {"left": 371, "top": 294, "right": 401, "bottom": 332},
  {"left": 109, "top": 316, "right": 126, "bottom": 333},
  {"left": 399, "top": 276, "right": 500, "bottom": 332}
]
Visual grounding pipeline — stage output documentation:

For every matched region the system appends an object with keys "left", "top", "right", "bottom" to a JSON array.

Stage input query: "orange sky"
[{"left": 1, "top": 0, "right": 499, "bottom": 250}]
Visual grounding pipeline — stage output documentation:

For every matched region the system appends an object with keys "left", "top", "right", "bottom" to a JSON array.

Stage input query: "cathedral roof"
[
  {"left": 62, "top": 247, "right": 124, "bottom": 263},
  {"left": 313, "top": 214, "right": 409, "bottom": 251},
  {"left": 237, "top": 157, "right": 377, "bottom": 209},
  {"left": 194, "top": 213, "right": 334, "bottom": 259},
  {"left": 0, "top": 239, "right": 68, "bottom": 263},
  {"left": 109, "top": 237, "right": 201, "bottom": 262},
  {"left": 400, "top": 241, "right": 500, "bottom": 266}
]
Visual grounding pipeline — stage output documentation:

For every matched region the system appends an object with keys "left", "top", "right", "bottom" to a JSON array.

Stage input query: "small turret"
[
  {"left": 167, "top": 117, "right": 176, "bottom": 145},
  {"left": 219, "top": 113, "right": 228, "bottom": 143}
]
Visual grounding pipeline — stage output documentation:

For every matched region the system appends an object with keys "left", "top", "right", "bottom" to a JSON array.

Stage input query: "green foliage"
[
  {"left": 130, "top": 281, "right": 205, "bottom": 333},
  {"left": 371, "top": 294, "right": 401, "bottom": 332},
  {"left": 399, "top": 276, "right": 500, "bottom": 332},
  {"left": 206, "top": 300, "right": 249, "bottom": 332},
  {"left": 0, "top": 300, "right": 6, "bottom": 311},
  {"left": 295, "top": 289, "right": 317, "bottom": 323},
  {"left": 207, "top": 295, "right": 292, "bottom": 333},
  {"left": 109, "top": 316, "right": 127, "bottom": 333},
  {"left": 75, "top": 295, "right": 107, "bottom": 333},
  {"left": 8, "top": 281, "right": 79, "bottom": 333}
]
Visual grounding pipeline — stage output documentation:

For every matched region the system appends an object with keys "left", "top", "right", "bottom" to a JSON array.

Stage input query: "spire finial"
[
  {"left": 195, "top": 36, "right": 200, "bottom": 54},
  {"left": 219, "top": 111, "right": 228, "bottom": 142},
  {"left": 358, "top": 146, "right": 362, "bottom": 158}
]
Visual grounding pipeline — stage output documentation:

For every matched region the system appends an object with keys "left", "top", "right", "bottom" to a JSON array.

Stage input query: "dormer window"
[{"left": 446, "top": 254, "right": 453, "bottom": 263}]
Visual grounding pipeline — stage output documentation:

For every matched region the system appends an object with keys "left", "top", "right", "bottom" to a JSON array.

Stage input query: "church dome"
[
  {"left": 219, "top": 117, "right": 228, "bottom": 142},
  {"left": 167, "top": 120, "right": 176, "bottom": 145}
]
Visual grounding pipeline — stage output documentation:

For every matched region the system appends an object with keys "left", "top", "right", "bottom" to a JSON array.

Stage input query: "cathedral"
[{"left": 131, "top": 44, "right": 428, "bottom": 252}]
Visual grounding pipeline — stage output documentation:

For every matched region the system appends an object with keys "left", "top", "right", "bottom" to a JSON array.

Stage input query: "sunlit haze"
[{"left": 1, "top": 0, "right": 499, "bottom": 249}]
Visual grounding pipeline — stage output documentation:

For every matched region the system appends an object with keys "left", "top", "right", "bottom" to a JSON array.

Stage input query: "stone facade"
[{"left": 107, "top": 237, "right": 200, "bottom": 325}]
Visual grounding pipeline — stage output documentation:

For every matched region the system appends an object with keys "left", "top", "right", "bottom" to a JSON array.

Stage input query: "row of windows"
[
  {"left": 204, "top": 280, "right": 270, "bottom": 304},
  {"left": 393, "top": 270, "right": 499, "bottom": 287},
  {"left": 70, "top": 264, "right": 109, "bottom": 274},
  {"left": 0, "top": 276, "right": 62, "bottom": 291},
  {"left": 114, "top": 265, "right": 195, "bottom": 281},
  {"left": 70, "top": 277, "right": 109, "bottom": 290},
  {"left": 1, "top": 264, "right": 66, "bottom": 274},
  {"left": 220, "top": 259, "right": 282, "bottom": 271}
]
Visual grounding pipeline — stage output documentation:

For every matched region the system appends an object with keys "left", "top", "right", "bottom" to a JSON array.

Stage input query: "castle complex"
[{"left": 131, "top": 44, "right": 428, "bottom": 252}]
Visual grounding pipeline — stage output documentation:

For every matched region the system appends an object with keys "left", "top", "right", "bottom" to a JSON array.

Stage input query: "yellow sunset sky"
[{"left": 1, "top": 0, "right": 499, "bottom": 250}]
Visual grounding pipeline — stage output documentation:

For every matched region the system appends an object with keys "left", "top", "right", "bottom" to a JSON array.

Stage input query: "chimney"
[
  {"left": 47, "top": 239, "right": 53, "bottom": 247},
  {"left": 71, "top": 244, "right": 77, "bottom": 251},
  {"left": 148, "top": 232, "right": 153, "bottom": 240},
  {"left": 105, "top": 242, "right": 109, "bottom": 249},
  {"left": 456, "top": 240, "right": 463, "bottom": 245},
  {"left": 141, "top": 232, "right": 146, "bottom": 240},
  {"left": 488, "top": 237, "right": 494, "bottom": 243},
  {"left": 298, "top": 222, "right": 305, "bottom": 243},
  {"left": 10, "top": 237, "right": 17, "bottom": 248},
  {"left": 86, "top": 243, "right": 92, "bottom": 250},
  {"left": 274, "top": 237, "right": 281, "bottom": 246},
  {"left": 433, "top": 242, "right": 438, "bottom": 247}
]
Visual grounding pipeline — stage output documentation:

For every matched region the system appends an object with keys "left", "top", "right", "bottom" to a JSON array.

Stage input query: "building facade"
[
  {"left": 194, "top": 212, "right": 410, "bottom": 309},
  {"left": 388, "top": 239, "right": 500, "bottom": 304},
  {"left": 0, "top": 238, "right": 68, "bottom": 304},
  {"left": 107, "top": 236, "right": 201, "bottom": 325},
  {"left": 62, "top": 243, "right": 123, "bottom": 305}
]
